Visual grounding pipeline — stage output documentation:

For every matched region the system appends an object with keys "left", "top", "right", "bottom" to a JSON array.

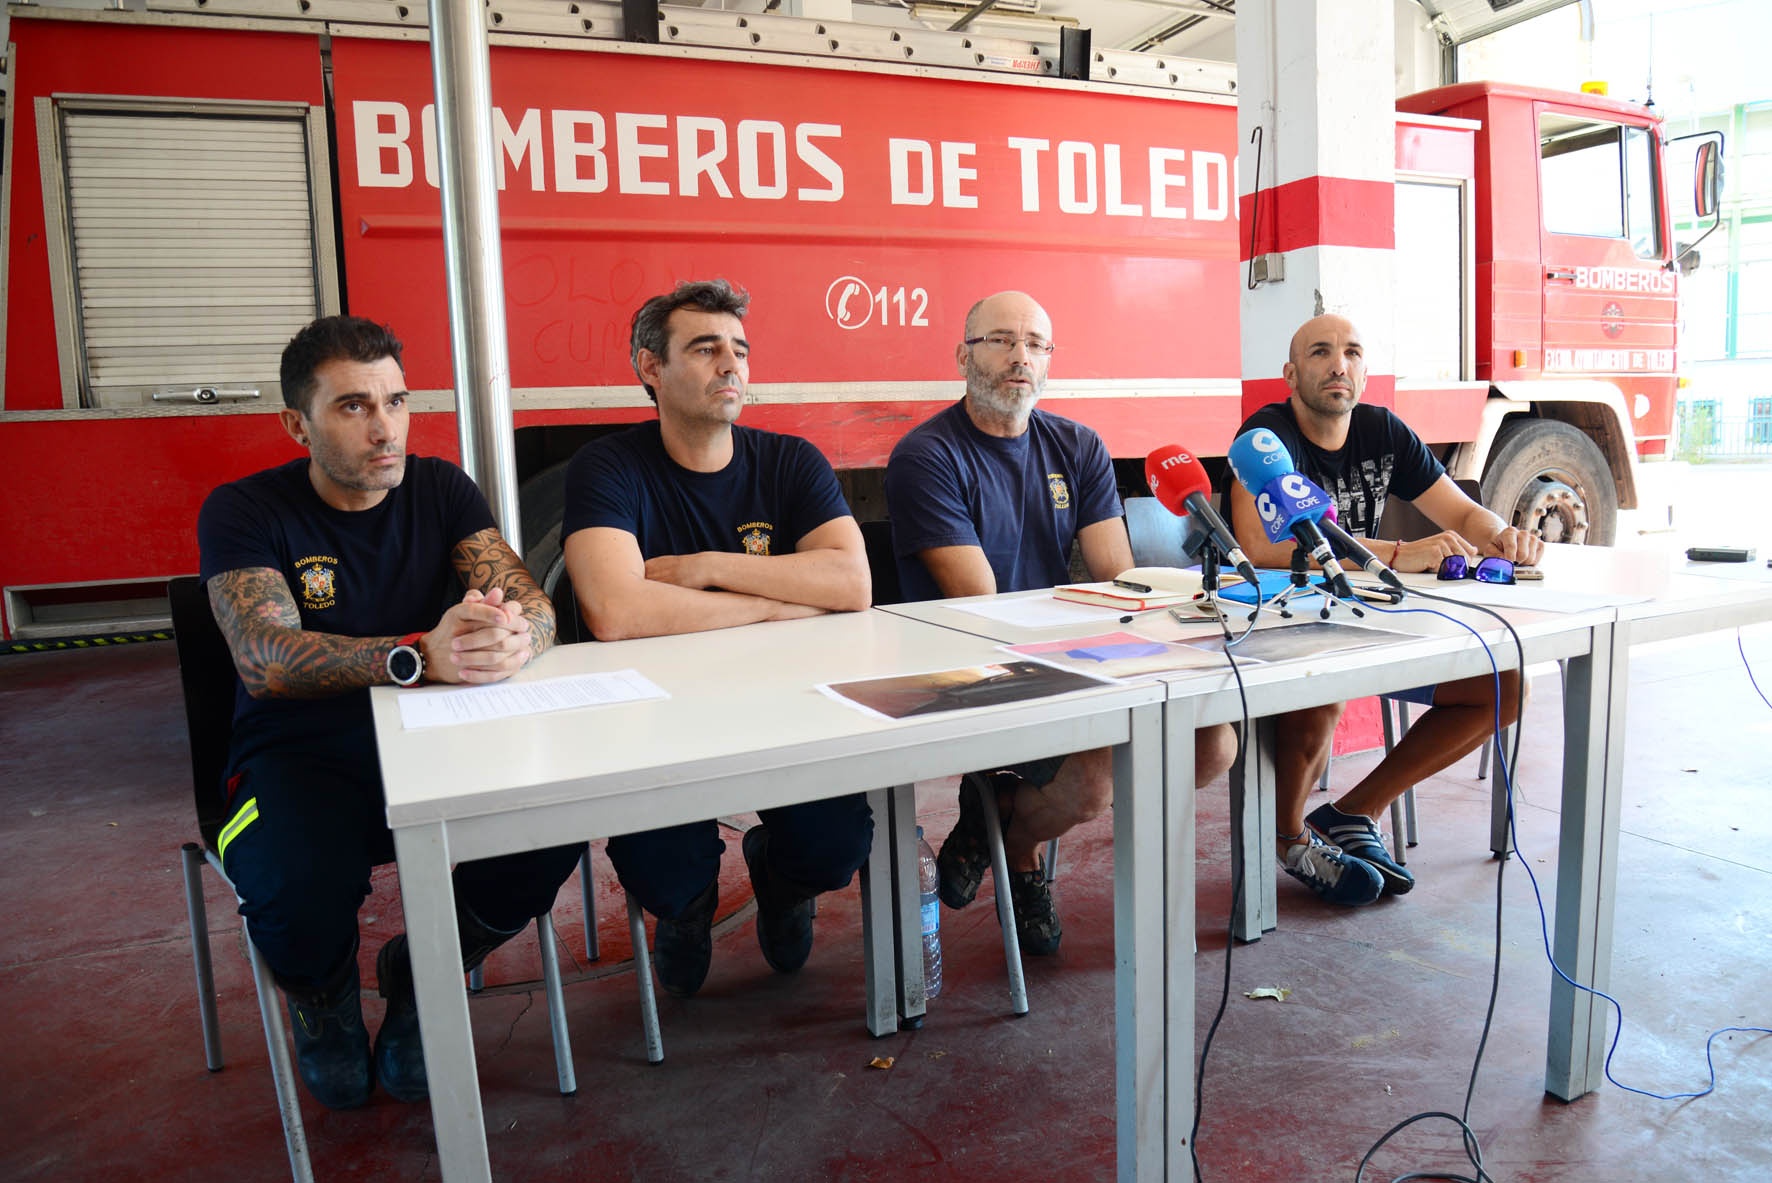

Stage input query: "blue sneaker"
[
  {"left": 1307, "top": 803, "right": 1416, "bottom": 896},
  {"left": 1278, "top": 830, "right": 1383, "bottom": 906}
]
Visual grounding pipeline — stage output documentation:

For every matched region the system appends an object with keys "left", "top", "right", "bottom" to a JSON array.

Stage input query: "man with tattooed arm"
[{"left": 197, "top": 315, "right": 581, "bottom": 1110}]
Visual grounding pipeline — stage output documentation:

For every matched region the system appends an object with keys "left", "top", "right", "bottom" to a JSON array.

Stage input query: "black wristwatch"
[{"left": 387, "top": 632, "right": 426, "bottom": 686}]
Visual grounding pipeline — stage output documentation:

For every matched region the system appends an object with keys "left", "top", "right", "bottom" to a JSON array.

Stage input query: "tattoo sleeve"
[
  {"left": 207, "top": 567, "right": 394, "bottom": 699},
  {"left": 452, "top": 526, "right": 556, "bottom": 657}
]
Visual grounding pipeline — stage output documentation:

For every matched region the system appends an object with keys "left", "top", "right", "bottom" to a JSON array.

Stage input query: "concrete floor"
[{"left": 2, "top": 610, "right": 1769, "bottom": 1181}]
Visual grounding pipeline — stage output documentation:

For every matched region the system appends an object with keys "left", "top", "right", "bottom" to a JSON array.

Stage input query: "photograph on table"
[
  {"left": 818, "top": 660, "right": 1112, "bottom": 721},
  {"left": 1001, "top": 631, "right": 1249, "bottom": 682}
]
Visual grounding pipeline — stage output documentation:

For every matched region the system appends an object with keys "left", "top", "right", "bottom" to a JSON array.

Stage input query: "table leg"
[
  {"left": 1228, "top": 716, "right": 1278, "bottom": 942},
  {"left": 1162, "top": 696, "right": 1199, "bottom": 1169},
  {"left": 861, "top": 787, "right": 899, "bottom": 1037},
  {"left": 393, "top": 823, "right": 491, "bottom": 1181},
  {"left": 1115, "top": 702, "right": 1164, "bottom": 1183},
  {"left": 887, "top": 784, "right": 927, "bottom": 1026},
  {"left": 1546, "top": 620, "right": 1628, "bottom": 1101}
]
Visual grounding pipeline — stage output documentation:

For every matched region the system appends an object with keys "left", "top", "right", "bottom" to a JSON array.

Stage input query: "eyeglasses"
[
  {"left": 964, "top": 334, "right": 1057, "bottom": 357},
  {"left": 1437, "top": 555, "right": 1516, "bottom": 585}
]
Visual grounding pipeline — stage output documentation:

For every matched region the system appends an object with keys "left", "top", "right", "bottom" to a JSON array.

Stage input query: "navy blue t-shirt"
[
  {"left": 563, "top": 421, "right": 852, "bottom": 565},
  {"left": 197, "top": 456, "right": 493, "bottom": 752},
  {"left": 884, "top": 401, "right": 1122, "bottom": 602},
  {"left": 1237, "top": 401, "right": 1444, "bottom": 538}
]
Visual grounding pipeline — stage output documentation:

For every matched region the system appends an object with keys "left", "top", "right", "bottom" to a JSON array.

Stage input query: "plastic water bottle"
[{"left": 917, "top": 825, "right": 942, "bottom": 1000}]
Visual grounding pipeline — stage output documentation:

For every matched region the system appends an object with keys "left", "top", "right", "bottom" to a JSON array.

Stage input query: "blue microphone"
[
  {"left": 1226, "top": 429, "right": 1356, "bottom": 599},
  {"left": 1225, "top": 426, "right": 1295, "bottom": 493}
]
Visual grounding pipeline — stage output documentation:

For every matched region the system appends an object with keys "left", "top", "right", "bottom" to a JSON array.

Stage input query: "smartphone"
[{"left": 1686, "top": 546, "right": 1756, "bottom": 563}]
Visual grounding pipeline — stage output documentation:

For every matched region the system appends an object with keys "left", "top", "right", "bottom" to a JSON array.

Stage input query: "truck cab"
[{"left": 1400, "top": 82, "right": 1711, "bottom": 546}]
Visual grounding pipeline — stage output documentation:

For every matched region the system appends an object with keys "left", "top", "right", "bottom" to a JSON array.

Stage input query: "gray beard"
[{"left": 964, "top": 366, "right": 1041, "bottom": 426}]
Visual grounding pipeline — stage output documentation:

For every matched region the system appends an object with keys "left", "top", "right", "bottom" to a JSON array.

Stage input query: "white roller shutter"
[{"left": 61, "top": 109, "right": 321, "bottom": 407}]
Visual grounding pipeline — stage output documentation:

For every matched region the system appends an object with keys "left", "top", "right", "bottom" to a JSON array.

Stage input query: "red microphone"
[{"left": 1144, "top": 444, "right": 1259, "bottom": 587}]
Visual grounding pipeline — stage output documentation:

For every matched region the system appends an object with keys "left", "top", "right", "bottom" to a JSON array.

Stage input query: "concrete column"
[{"left": 1236, "top": 0, "right": 1397, "bottom": 419}]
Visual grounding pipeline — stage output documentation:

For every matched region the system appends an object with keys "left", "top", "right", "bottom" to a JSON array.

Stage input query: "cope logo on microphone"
[
  {"left": 1280, "top": 473, "right": 1314, "bottom": 502},
  {"left": 1250, "top": 430, "right": 1284, "bottom": 454}
]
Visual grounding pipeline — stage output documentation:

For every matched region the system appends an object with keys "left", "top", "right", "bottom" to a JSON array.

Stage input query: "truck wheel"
[
  {"left": 518, "top": 460, "right": 570, "bottom": 598},
  {"left": 1479, "top": 419, "right": 1617, "bottom": 547}
]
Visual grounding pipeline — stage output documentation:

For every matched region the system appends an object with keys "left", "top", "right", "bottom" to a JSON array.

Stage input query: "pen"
[{"left": 1113, "top": 579, "right": 1153, "bottom": 593}]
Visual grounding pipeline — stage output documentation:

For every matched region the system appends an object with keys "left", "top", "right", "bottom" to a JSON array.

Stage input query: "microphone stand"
[{"left": 1265, "top": 545, "right": 1365, "bottom": 621}]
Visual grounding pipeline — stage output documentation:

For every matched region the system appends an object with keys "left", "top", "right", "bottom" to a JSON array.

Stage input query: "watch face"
[{"left": 389, "top": 645, "right": 421, "bottom": 685}]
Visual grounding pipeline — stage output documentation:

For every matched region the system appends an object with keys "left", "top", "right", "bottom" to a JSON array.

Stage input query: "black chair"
[
  {"left": 860, "top": 518, "right": 903, "bottom": 607},
  {"left": 170, "top": 576, "right": 578, "bottom": 1181}
]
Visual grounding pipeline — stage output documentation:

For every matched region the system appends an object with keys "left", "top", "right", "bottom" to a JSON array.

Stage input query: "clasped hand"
[{"left": 422, "top": 587, "right": 533, "bottom": 684}]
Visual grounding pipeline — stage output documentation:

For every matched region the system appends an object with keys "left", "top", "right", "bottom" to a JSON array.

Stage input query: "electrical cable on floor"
[
  {"left": 1357, "top": 589, "right": 1772, "bottom": 1176},
  {"left": 1352, "top": 589, "right": 1522, "bottom": 1183},
  {"left": 1740, "top": 628, "right": 1772, "bottom": 709},
  {"left": 1190, "top": 593, "right": 1253, "bottom": 1183}
]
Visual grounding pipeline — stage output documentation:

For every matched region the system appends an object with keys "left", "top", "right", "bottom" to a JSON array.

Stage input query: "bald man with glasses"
[{"left": 885, "top": 290, "right": 1235, "bottom": 956}]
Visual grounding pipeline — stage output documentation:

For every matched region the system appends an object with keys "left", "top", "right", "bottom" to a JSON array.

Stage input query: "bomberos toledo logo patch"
[
  {"left": 295, "top": 555, "right": 339, "bottom": 610},
  {"left": 1047, "top": 473, "right": 1071, "bottom": 510},
  {"left": 738, "top": 522, "right": 774, "bottom": 556}
]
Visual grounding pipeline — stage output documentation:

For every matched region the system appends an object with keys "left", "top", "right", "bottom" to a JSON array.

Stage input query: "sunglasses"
[{"left": 1437, "top": 555, "right": 1516, "bottom": 585}]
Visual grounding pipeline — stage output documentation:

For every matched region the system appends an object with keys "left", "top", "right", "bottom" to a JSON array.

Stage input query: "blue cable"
[
  {"left": 1741, "top": 629, "right": 1772, "bottom": 710},
  {"left": 1361, "top": 599, "right": 1772, "bottom": 1102}
]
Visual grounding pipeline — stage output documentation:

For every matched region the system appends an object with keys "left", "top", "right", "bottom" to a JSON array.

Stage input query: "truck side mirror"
[
  {"left": 1666, "top": 130, "right": 1725, "bottom": 273},
  {"left": 1693, "top": 139, "right": 1721, "bottom": 220}
]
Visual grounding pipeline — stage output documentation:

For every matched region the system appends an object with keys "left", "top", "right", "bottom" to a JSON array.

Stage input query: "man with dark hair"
[
  {"left": 886, "top": 290, "right": 1236, "bottom": 955},
  {"left": 1227, "top": 313, "right": 1541, "bottom": 906},
  {"left": 561, "top": 279, "right": 873, "bottom": 998},
  {"left": 199, "top": 314, "right": 581, "bottom": 1110}
]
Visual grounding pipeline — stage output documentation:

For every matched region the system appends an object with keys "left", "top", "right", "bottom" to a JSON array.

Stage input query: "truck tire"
[
  {"left": 518, "top": 460, "right": 571, "bottom": 598},
  {"left": 1479, "top": 419, "right": 1617, "bottom": 547}
]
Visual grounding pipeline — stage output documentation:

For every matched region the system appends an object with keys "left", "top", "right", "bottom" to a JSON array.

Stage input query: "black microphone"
[
  {"left": 1319, "top": 515, "right": 1405, "bottom": 590},
  {"left": 1145, "top": 444, "right": 1261, "bottom": 589}
]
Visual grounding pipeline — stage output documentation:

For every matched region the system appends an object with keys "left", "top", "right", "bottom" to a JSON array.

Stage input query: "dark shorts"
[{"left": 997, "top": 754, "right": 1068, "bottom": 788}]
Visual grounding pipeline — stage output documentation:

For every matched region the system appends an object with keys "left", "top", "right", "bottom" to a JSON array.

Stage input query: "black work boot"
[
  {"left": 373, "top": 935, "right": 426, "bottom": 1103},
  {"left": 653, "top": 877, "right": 718, "bottom": 999},
  {"left": 283, "top": 961, "right": 373, "bottom": 1110},
  {"left": 741, "top": 825, "right": 815, "bottom": 974},
  {"left": 373, "top": 904, "right": 526, "bottom": 1104}
]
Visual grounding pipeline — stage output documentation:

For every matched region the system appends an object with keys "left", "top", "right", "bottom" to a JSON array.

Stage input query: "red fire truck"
[{"left": 0, "top": 1, "right": 1719, "bottom": 638}]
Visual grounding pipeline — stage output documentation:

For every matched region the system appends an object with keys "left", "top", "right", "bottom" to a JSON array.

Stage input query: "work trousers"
[
  {"left": 606, "top": 794, "right": 874, "bottom": 919},
  {"left": 218, "top": 719, "right": 583, "bottom": 995}
]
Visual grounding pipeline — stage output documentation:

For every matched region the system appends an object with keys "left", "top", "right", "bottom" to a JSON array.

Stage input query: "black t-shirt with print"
[
  {"left": 1236, "top": 400, "right": 1444, "bottom": 538},
  {"left": 198, "top": 455, "right": 493, "bottom": 755}
]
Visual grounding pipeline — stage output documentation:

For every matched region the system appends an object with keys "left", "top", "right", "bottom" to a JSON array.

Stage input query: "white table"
[
  {"left": 879, "top": 546, "right": 1772, "bottom": 1124},
  {"left": 1523, "top": 546, "right": 1772, "bottom": 1099},
  {"left": 370, "top": 609, "right": 1170, "bottom": 1181}
]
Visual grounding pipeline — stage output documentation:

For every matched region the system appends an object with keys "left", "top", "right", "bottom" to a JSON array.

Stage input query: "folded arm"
[
  {"left": 567, "top": 517, "right": 867, "bottom": 642},
  {"left": 641, "top": 517, "right": 870, "bottom": 612}
]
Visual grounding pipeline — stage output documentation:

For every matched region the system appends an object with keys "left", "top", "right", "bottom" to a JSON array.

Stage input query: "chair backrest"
[
  {"left": 551, "top": 565, "right": 591, "bottom": 644},
  {"left": 1124, "top": 496, "right": 1197, "bottom": 570},
  {"left": 168, "top": 575, "right": 240, "bottom": 849},
  {"left": 860, "top": 518, "right": 903, "bottom": 606}
]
